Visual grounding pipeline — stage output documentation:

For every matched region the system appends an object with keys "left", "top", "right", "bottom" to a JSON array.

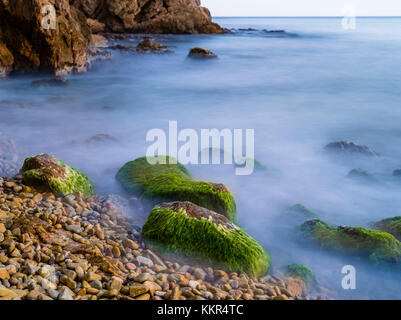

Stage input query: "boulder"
[
  {"left": 393, "top": 169, "right": 401, "bottom": 177},
  {"left": 86, "top": 18, "right": 106, "bottom": 33},
  {"left": 116, "top": 156, "right": 237, "bottom": 222},
  {"left": 298, "top": 219, "right": 401, "bottom": 264},
  {"left": 142, "top": 201, "right": 270, "bottom": 277},
  {"left": 20, "top": 154, "right": 95, "bottom": 197},
  {"left": 188, "top": 47, "right": 217, "bottom": 59},
  {"left": 136, "top": 39, "right": 169, "bottom": 53},
  {"left": 0, "top": 0, "right": 91, "bottom": 74},
  {"left": 325, "top": 141, "right": 379, "bottom": 157}
]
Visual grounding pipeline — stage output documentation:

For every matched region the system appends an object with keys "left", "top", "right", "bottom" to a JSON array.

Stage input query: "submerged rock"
[
  {"left": 115, "top": 156, "right": 237, "bottom": 222},
  {"left": 142, "top": 201, "right": 270, "bottom": 277},
  {"left": 325, "top": 141, "right": 379, "bottom": 157},
  {"left": 136, "top": 39, "right": 169, "bottom": 53},
  {"left": 20, "top": 154, "right": 96, "bottom": 197},
  {"left": 280, "top": 204, "right": 319, "bottom": 225},
  {"left": 283, "top": 264, "right": 316, "bottom": 286},
  {"left": 346, "top": 168, "right": 379, "bottom": 184},
  {"left": 393, "top": 169, "right": 401, "bottom": 177},
  {"left": 298, "top": 219, "right": 401, "bottom": 264},
  {"left": 188, "top": 47, "right": 217, "bottom": 59},
  {"left": 31, "top": 77, "right": 70, "bottom": 88},
  {"left": 372, "top": 217, "right": 401, "bottom": 240}
]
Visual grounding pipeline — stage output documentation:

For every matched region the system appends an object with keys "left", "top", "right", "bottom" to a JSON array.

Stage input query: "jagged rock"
[
  {"left": 325, "top": 141, "right": 379, "bottom": 157},
  {"left": 0, "top": 41, "right": 14, "bottom": 77},
  {"left": 87, "top": 18, "right": 106, "bottom": 33},
  {"left": 72, "top": 0, "right": 225, "bottom": 34}
]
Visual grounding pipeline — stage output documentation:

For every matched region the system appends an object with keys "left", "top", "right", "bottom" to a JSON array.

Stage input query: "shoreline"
[{"left": 0, "top": 173, "right": 320, "bottom": 300}]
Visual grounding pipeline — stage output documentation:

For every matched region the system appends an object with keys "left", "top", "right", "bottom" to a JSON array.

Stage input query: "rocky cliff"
[{"left": 0, "top": 0, "right": 224, "bottom": 76}]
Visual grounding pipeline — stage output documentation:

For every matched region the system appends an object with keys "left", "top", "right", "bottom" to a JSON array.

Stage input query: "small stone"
[
  {"left": 109, "top": 276, "right": 124, "bottom": 291},
  {"left": 58, "top": 288, "right": 74, "bottom": 300},
  {"left": 85, "top": 272, "right": 102, "bottom": 282},
  {"left": 136, "top": 256, "right": 154, "bottom": 268},
  {"left": 0, "top": 268, "right": 10, "bottom": 280},
  {"left": 129, "top": 284, "right": 149, "bottom": 298},
  {"left": 123, "top": 238, "right": 139, "bottom": 250},
  {"left": 193, "top": 268, "right": 206, "bottom": 281},
  {"left": 66, "top": 224, "right": 81, "bottom": 233},
  {"left": 134, "top": 273, "right": 153, "bottom": 283}
]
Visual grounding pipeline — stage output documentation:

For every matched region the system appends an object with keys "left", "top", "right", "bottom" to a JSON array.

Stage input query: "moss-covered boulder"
[
  {"left": 142, "top": 201, "right": 270, "bottom": 277},
  {"left": 372, "top": 217, "right": 401, "bottom": 240},
  {"left": 283, "top": 263, "right": 316, "bottom": 286},
  {"left": 20, "top": 154, "right": 95, "bottom": 198},
  {"left": 297, "top": 219, "right": 401, "bottom": 264},
  {"left": 116, "top": 156, "right": 237, "bottom": 222},
  {"left": 281, "top": 204, "right": 319, "bottom": 225}
]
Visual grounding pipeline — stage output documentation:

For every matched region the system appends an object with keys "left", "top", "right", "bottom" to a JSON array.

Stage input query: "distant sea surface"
[{"left": 1, "top": 17, "right": 401, "bottom": 299}]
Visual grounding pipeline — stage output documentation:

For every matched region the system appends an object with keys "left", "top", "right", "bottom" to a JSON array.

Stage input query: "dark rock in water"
[
  {"left": 264, "top": 29, "right": 285, "bottom": 33},
  {"left": 188, "top": 47, "right": 217, "bottom": 59},
  {"left": 136, "top": 39, "right": 169, "bottom": 53},
  {"left": 72, "top": 134, "right": 119, "bottom": 147},
  {"left": 108, "top": 44, "right": 137, "bottom": 53},
  {"left": 297, "top": 219, "right": 401, "bottom": 264},
  {"left": 325, "top": 141, "right": 379, "bottom": 157},
  {"left": 346, "top": 168, "right": 379, "bottom": 184},
  {"left": 142, "top": 201, "right": 271, "bottom": 277},
  {"left": 238, "top": 28, "right": 258, "bottom": 31},
  {"left": 393, "top": 169, "right": 401, "bottom": 177},
  {"left": 31, "top": 77, "right": 70, "bottom": 88},
  {"left": 281, "top": 204, "right": 319, "bottom": 225}
]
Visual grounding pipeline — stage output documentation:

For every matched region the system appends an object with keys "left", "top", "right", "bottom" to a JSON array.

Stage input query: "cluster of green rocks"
[{"left": 17, "top": 154, "right": 271, "bottom": 278}]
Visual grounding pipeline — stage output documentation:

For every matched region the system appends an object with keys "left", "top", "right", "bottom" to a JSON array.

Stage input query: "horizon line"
[{"left": 213, "top": 15, "right": 401, "bottom": 18}]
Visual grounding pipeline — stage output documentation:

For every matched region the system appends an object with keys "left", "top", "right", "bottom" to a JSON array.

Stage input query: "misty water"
[{"left": 2, "top": 17, "right": 401, "bottom": 299}]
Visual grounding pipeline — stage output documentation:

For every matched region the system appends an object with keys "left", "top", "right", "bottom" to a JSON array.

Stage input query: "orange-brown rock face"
[
  {"left": 0, "top": 0, "right": 90, "bottom": 75},
  {"left": 0, "top": 0, "right": 224, "bottom": 76},
  {"left": 72, "top": 0, "right": 225, "bottom": 34}
]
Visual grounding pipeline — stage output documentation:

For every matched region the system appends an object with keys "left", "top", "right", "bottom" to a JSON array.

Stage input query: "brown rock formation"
[
  {"left": 0, "top": 0, "right": 223, "bottom": 75},
  {"left": 72, "top": 0, "right": 225, "bottom": 34},
  {"left": 0, "top": 0, "right": 90, "bottom": 75}
]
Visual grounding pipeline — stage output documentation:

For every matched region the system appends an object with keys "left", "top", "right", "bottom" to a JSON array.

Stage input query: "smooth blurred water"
[{"left": 1, "top": 17, "right": 401, "bottom": 299}]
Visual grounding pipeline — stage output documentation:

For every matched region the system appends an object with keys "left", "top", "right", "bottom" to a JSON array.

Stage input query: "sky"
[{"left": 202, "top": 0, "right": 401, "bottom": 17}]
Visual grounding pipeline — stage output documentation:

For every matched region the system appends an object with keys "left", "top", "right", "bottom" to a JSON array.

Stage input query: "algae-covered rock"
[
  {"left": 283, "top": 263, "right": 316, "bottom": 286},
  {"left": 347, "top": 168, "right": 379, "bottom": 184},
  {"left": 20, "top": 154, "right": 95, "bottom": 198},
  {"left": 281, "top": 204, "right": 319, "bottom": 224},
  {"left": 142, "top": 201, "right": 270, "bottom": 277},
  {"left": 372, "top": 217, "right": 401, "bottom": 240},
  {"left": 116, "top": 156, "right": 237, "bottom": 222},
  {"left": 298, "top": 219, "right": 401, "bottom": 264}
]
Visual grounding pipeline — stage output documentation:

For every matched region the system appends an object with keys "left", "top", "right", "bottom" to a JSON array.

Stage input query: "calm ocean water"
[{"left": 1, "top": 17, "right": 401, "bottom": 299}]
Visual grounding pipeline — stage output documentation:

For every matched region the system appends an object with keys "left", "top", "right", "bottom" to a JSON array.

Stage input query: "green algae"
[
  {"left": 142, "top": 203, "right": 270, "bottom": 277},
  {"left": 298, "top": 219, "right": 401, "bottom": 264},
  {"left": 116, "top": 156, "right": 237, "bottom": 222}
]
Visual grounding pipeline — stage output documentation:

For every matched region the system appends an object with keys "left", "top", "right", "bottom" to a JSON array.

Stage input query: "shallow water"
[{"left": 1, "top": 17, "right": 401, "bottom": 299}]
